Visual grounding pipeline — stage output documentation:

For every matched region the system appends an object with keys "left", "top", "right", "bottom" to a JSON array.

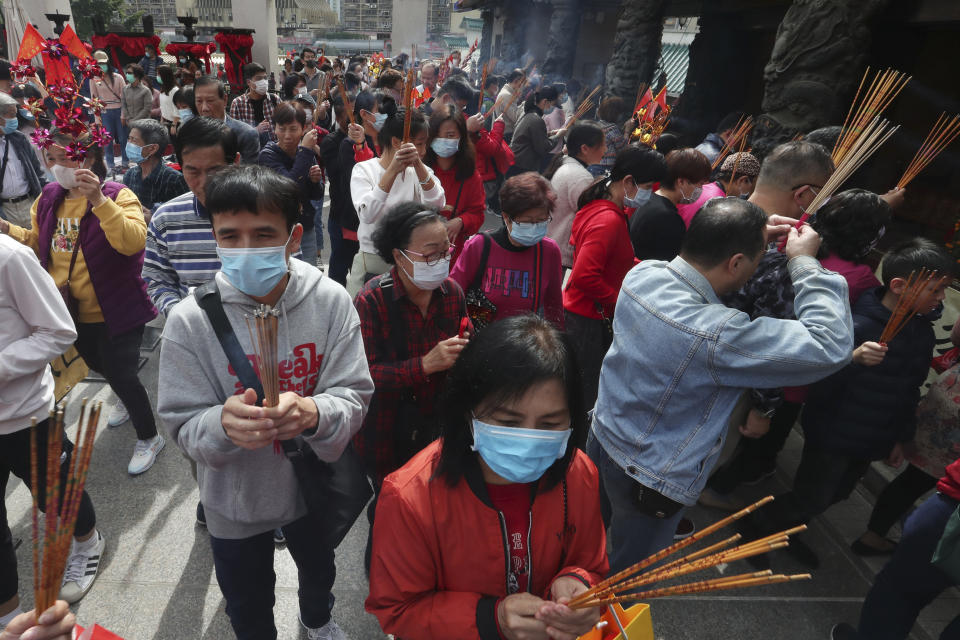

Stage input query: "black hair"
[
  {"left": 378, "top": 104, "right": 427, "bottom": 150},
  {"left": 655, "top": 132, "right": 680, "bottom": 156},
  {"left": 682, "top": 197, "right": 768, "bottom": 268},
  {"left": 578, "top": 146, "right": 667, "bottom": 209},
  {"left": 126, "top": 63, "right": 145, "bottom": 80},
  {"left": 174, "top": 116, "right": 238, "bottom": 165},
  {"left": 51, "top": 129, "right": 107, "bottom": 181},
  {"left": 0, "top": 60, "right": 11, "bottom": 82},
  {"left": 272, "top": 101, "right": 306, "bottom": 127},
  {"left": 205, "top": 164, "right": 301, "bottom": 231},
  {"left": 436, "top": 314, "right": 586, "bottom": 490},
  {"left": 173, "top": 85, "right": 195, "bottom": 111},
  {"left": 372, "top": 201, "right": 444, "bottom": 263},
  {"left": 281, "top": 72, "right": 305, "bottom": 100},
  {"left": 157, "top": 65, "right": 177, "bottom": 95},
  {"left": 880, "top": 238, "right": 955, "bottom": 286},
  {"left": 424, "top": 104, "right": 476, "bottom": 181},
  {"left": 302, "top": 47, "right": 315, "bottom": 56},
  {"left": 354, "top": 88, "right": 382, "bottom": 121},
  {"left": 716, "top": 111, "right": 745, "bottom": 134},
  {"left": 805, "top": 126, "right": 842, "bottom": 150},
  {"left": 243, "top": 62, "right": 266, "bottom": 83},
  {"left": 484, "top": 74, "right": 500, "bottom": 90},
  {"left": 810, "top": 188, "right": 890, "bottom": 262},
  {"left": 437, "top": 77, "right": 475, "bottom": 104},
  {"left": 344, "top": 71, "right": 362, "bottom": 92},
  {"left": 524, "top": 86, "right": 558, "bottom": 115},
  {"left": 544, "top": 122, "right": 604, "bottom": 179},
  {"left": 194, "top": 75, "right": 226, "bottom": 98},
  {"left": 506, "top": 69, "right": 524, "bottom": 83}
]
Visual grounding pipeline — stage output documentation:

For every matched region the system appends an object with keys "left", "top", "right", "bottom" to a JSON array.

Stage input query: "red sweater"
[
  {"left": 429, "top": 164, "right": 486, "bottom": 265},
  {"left": 473, "top": 120, "right": 512, "bottom": 182},
  {"left": 938, "top": 457, "right": 960, "bottom": 501},
  {"left": 563, "top": 198, "right": 638, "bottom": 319}
]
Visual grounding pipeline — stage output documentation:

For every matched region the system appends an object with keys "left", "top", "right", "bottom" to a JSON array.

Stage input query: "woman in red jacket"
[
  {"left": 424, "top": 105, "right": 486, "bottom": 265},
  {"left": 366, "top": 315, "right": 607, "bottom": 640},
  {"left": 471, "top": 112, "right": 514, "bottom": 215},
  {"left": 564, "top": 146, "right": 667, "bottom": 413}
]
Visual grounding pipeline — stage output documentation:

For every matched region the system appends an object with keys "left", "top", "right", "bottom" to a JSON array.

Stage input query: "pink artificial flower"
[{"left": 30, "top": 128, "right": 53, "bottom": 150}]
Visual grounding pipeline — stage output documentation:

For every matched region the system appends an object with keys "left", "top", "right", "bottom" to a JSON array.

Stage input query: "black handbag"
[
  {"left": 464, "top": 232, "right": 497, "bottom": 330},
  {"left": 194, "top": 281, "right": 372, "bottom": 549}
]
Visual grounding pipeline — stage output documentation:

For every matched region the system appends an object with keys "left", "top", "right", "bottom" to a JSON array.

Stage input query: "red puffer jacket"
[
  {"left": 473, "top": 119, "right": 514, "bottom": 182},
  {"left": 365, "top": 441, "right": 608, "bottom": 640}
]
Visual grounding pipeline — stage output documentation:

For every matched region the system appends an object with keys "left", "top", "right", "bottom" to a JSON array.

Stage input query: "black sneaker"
[
  {"left": 273, "top": 527, "right": 286, "bottom": 546},
  {"left": 196, "top": 502, "right": 206, "bottom": 528},
  {"left": 830, "top": 623, "right": 860, "bottom": 640}
]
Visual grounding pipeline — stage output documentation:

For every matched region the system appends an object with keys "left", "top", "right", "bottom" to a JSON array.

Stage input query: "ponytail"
[
  {"left": 577, "top": 145, "right": 667, "bottom": 209},
  {"left": 576, "top": 176, "right": 612, "bottom": 210}
]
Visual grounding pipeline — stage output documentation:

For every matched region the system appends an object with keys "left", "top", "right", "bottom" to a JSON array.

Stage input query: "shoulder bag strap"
[
  {"left": 470, "top": 232, "right": 492, "bottom": 292},
  {"left": 532, "top": 241, "right": 542, "bottom": 315},
  {"left": 194, "top": 280, "right": 265, "bottom": 404},
  {"left": 0, "top": 136, "right": 10, "bottom": 192},
  {"left": 65, "top": 230, "right": 82, "bottom": 287},
  {"left": 452, "top": 180, "right": 465, "bottom": 215},
  {"left": 378, "top": 275, "right": 409, "bottom": 361}
]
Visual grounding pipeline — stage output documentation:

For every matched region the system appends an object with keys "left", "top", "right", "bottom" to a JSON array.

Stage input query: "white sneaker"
[
  {"left": 107, "top": 399, "right": 130, "bottom": 427},
  {"left": 301, "top": 618, "right": 347, "bottom": 640},
  {"left": 128, "top": 435, "right": 165, "bottom": 475},
  {"left": 59, "top": 530, "right": 105, "bottom": 603}
]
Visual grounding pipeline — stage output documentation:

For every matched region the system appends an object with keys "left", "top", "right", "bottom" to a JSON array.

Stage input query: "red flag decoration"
[
  {"left": 17, "top": 24, "right": 45, "bottom": 60},
  {"left": 59, "top": 25, "right": 89, "bottom": 60},
  {"left": 654, "top": 86, "right": 668, "bottom": 112},
  {"left": 635, "top": 87, "right": 653, "bottom": 113},
  {"left": 643, "top": 87, "right": 668, "bottom": 123}
]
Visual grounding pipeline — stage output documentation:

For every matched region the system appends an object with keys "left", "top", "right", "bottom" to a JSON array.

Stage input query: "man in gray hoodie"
[{"left": 158, "top": 164, "right": 373, "bottom": 640}]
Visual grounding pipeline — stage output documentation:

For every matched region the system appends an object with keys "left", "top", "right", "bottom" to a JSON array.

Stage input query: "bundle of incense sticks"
[
  {"left": 565, "top": 84, "right": 602, "bottom": 128},
  {"left": 726, "top": 135, "right": 751, "bottom": 186},
  {"left": 565, "top": 496, "right": 809, "bottom": 610},
  {"left": 792, "top": 116, "right": 898, "bottom": 229},
  {"left": 879, "top": 268, "right": 947, "bottom": 344},
  {"left": 335, "top": 77, "right": 355, "bottom": 126},
  {"left": 402, "top": 68, "right": 416, "bottom": 142},
  {"left": 711, "top": 116, "right": 754, "bottom": 170},
  {"left": 30, "top": 400, "right": 102, "bottom": 614},
  {"left": 477, "top": 62, "right": 489, "bottom": 113},
  {"left": 246, "top": 305, "right": 281, "bottom": 407},
  {"left": 896, "top": 113, "right": 960, "bottom": 189},
  {"left": 833, "top": 67, "right": 910, "bottom": 165},
  {"left": 633, "top": 82, "right": 650, "bottom": 114}
]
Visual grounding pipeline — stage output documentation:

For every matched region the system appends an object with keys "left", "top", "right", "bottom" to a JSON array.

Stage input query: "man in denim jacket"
[{"left": 587, "top": 197, "right": 854, "bottom": 571}]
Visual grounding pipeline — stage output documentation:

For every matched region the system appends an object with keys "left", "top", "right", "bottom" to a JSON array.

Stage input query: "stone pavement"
[{"left": 4, "top": 209, "right": 958, "bottom": 639}]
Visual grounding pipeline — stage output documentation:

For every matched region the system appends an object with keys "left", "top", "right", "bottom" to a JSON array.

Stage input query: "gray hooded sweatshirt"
[{"left": 158, "top": 259, "right": 374, "bottom": 539}]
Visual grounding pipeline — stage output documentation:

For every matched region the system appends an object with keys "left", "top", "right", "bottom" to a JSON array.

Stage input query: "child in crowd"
[{"left": 751, "top": 238, "right": 954, "bottom": 569}]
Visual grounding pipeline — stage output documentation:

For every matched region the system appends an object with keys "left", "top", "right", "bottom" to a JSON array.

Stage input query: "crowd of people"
[{"left": 0, "top": 42, "right": 958, "bottom": 640}]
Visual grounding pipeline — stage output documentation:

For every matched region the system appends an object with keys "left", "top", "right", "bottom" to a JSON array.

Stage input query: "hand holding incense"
[
  {"left": 246, "top": 305, "right": 281, "bottom": 407},
  {"left": 402, "top": 68, "right": 416, "bottom": 142},
  {"left": 335, "top": 77, "right": 355, "bottom": 126}
]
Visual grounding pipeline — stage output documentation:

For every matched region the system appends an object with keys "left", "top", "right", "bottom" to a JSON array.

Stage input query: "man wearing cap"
[
  {"left": 0, "top": 93, "right": 45, "bottom": 227},
  {"left": 715, "top": 152, "right": 761, "bottom": 199}
]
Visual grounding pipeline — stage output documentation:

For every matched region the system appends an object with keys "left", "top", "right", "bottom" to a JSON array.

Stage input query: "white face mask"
[
  {"left": 253, "top": 79, "right": 268, "bottom": 95},
  {"left": 400, "top": 251, "right": 449, "bottom": 290},
  {"left": 51, "top": 164, "right": 79, "bottom": 189}
]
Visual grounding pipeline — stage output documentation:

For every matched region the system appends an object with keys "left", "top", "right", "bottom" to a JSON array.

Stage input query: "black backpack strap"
[
  {"left": 470, "top": 232, "right": 492, "bottom": 292},
  {"left": 194, "top": 280, "right": 264, "bottom": 405},
  {"left": 378, "top": 274, "right": 409, "bottom": 361}
]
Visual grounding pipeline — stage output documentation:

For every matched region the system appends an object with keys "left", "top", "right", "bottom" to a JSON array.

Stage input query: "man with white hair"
[
  {"left": 122, "top": 118, "right": 188, "bottom": 213},
  {"left": 0, "top": 92, "right": 46, "bottom": 227}
]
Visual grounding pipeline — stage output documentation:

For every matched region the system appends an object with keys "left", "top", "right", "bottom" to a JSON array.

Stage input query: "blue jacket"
[
  {"left": 257, "top": 141, "right": 324, "bottom": 230},
  {"left": 801, "top": 287, "right": 937, "bottom": 459},
  {"left": 592, "top": 255, "right": 853, "bottom": 506}
]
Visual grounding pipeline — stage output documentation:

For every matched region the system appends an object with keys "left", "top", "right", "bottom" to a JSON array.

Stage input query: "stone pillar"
[
  {"left": 604, "top": 0, "right": 666, "bottom": 104},
  {"left": 232, "top": 0, "right": 279, "bottom": 72},
  {"left": 761, "top": 0, "right": 892, "bottom": 134},
  {"left": 478, "top": 9, "right": 493, "bottom": 69},
  {"left": 392, "top": 0, "right": 428, "bottom": 60},
  {"left": 541, "top": 0, "right": 582, "bottom": 82},
  {"left": 498, "top": 1, "right": 531, "bottom": 69}
]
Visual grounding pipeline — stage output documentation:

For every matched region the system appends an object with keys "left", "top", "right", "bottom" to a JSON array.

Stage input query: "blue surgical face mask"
[
  {"left": 125, "top": 141, "right": 148, "bottom": 164},
  {"left": 125, "top": 72, "right": 135, "bottom": 83},
  {"left": 624, "top": 184, "right": 652, "bottom": 209},
  {"left": 216, "top": 236, "right": 292, "bottom": 297},
  {"left": 508, "top": 220, "right": 548, "bottom": 247},
  {"left": 471, "top": 419, "right": 572, "bottom": 484},
  {"left": 372, "top": 112, "right": 388, "bottom": 131},
  {"left": 178, "top": 108, "right": 194, "bottom": 123},
  {"left": 2, "top": 117, "right": 18, "bottom": 135},
  {"left": 430, "top": 137, "right": 460, "bottom": 158}
]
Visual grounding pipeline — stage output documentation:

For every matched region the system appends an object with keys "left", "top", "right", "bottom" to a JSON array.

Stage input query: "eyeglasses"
[
  {"left": 402, "top": 245, "right": 455, "bottom": 266},
  {"left": 791, "top": 184, "right": 823, "bottom": 195},
  {"left": 514, "top": 215, "right": 553, "bottom": 225}
]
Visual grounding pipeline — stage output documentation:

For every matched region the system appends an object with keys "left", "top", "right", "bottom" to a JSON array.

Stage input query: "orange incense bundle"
[
  {"left": 477, "top": 62, "right": 489, "bottom": 113},
  {"left": 879, "top": 269, "right": 948, "bottom": 344},
  {"left": 896, "top": 113, "right": 960, "bottom": 189},
  {"left": 711, "top": 116, "right": 754, "bottom": 170},
  {"left": 246, "top": 305, "right": 281, "bottom": 407},
  {"left": 30, "top": 401, "right": 102, "bottom": 614},
  {"left": 833, "top": 67, "right": 910, "bottom": 165},
  {"left": 402, "top": 68, "right": 416, "bottom": 142},
  {"left": 335, "top": 77, "right": 355, "bottom": 125}
]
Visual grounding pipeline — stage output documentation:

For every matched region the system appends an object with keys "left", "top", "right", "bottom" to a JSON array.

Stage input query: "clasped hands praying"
[{"left": 497, "top": 576, "right": 602, "bottom": 640}]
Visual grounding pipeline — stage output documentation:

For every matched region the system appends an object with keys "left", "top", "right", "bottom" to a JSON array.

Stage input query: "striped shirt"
[{"left": 142, "top": 192, "right": 220, "bottom": 315}]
